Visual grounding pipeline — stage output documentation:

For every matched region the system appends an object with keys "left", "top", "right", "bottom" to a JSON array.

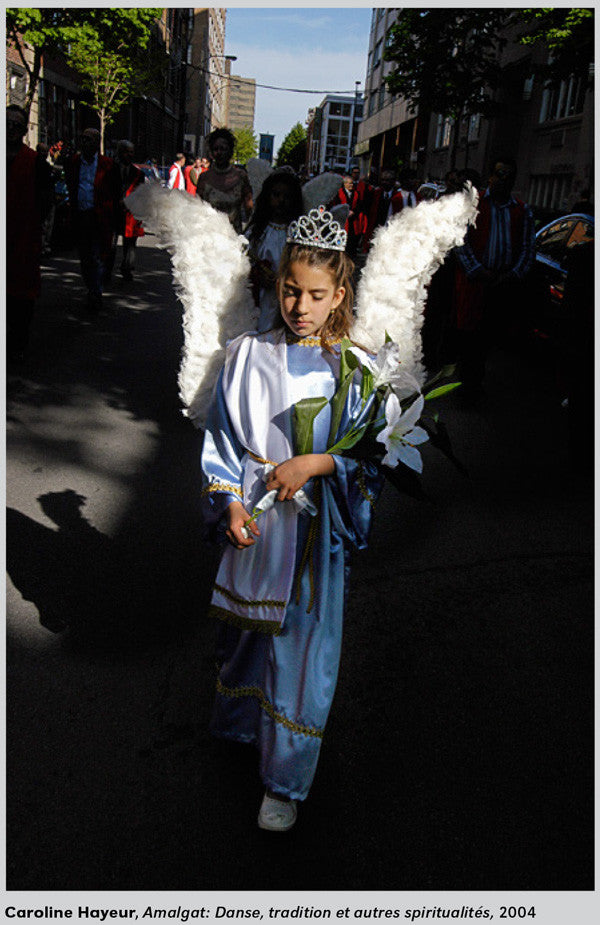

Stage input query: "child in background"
[
  {"left": 201, "top": 208, "right": 384, "bottom": 831},
  {"left": 245, "top": 170, "right": 304, "bottom": 332}
]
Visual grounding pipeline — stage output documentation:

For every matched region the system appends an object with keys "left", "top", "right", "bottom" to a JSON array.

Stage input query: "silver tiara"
[{"left": 286, "top": 205, "right": 347, "bottom": 252}]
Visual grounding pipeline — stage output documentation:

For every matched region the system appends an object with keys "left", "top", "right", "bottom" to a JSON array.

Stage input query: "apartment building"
[
  {"left": 186, "top": 7, "right": 228, "bottom": 154},
  {"left": 307, "top": 94, "right": 363, "bottom": 175},
  {"left": 223, "top": 63, "right": 256, "bottom": 132},
  {"left": 356, "top": 8, "right": 593, "bottom": 217}
]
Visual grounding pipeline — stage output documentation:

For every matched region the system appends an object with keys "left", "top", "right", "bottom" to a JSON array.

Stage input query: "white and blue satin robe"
[{"left": 200, "top": 328, "right": 384, "bottom": 801}]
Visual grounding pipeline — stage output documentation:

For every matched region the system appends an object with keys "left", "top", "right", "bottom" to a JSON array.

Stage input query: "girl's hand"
[
  {"left": 226, "top": 500, "right": 260, "bottom": 549},
  {"left": 266, "top": 454, "right": 335, "bottom": 501}
]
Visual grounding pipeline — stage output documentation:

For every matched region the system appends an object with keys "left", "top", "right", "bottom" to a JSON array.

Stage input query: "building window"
[
  {"left": 368, "top": 92, "right": 377, "bottom": 117},
  {"left": 373, "top": 40, "right": 383, "bottom": 69},
  {"left": 378, "top": 83, "right": 386, "bottom": 110},
  {"left": 467, "top": 113, "right": 481, "bottom": 141},
  {"left": 528, "top": 173, "right": 573, "bottom": 212},
  {"left": 435, "top": 114, "right": 453, "bottom": 149},
  {"left": 539, "top": 75, "right": 586, "bottom": 122}
]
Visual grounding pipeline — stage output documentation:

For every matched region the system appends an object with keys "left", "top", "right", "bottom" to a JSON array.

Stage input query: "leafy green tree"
[
  {"left": 6, "top": 8, "right": 162, "bottom": 151},
  {"left": 518, "top": 8, "right": 594, "bottom": 84},
  {"left": 6, "top": 8, "right": 79, "bottom": 116},
  {"left": 275, "top": 122, "right": 307, "bottom": 170},
  {"left": 62, "top": 9, "right": 162, "bottom": 152},
  {"left": 384, "top": 8, "right": 594, "bottom": 168},
  {"left": 232, "top": 126, "right": 259, "bottom": 164},
  {"left": 384, "top": 9, "right": 510, "bottom": 168}
]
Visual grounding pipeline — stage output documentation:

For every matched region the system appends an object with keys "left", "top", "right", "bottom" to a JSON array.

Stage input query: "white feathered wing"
[
  {"left": 126, "top": 183, "right": 257, "bottom": 428},
  {"left": 352, "top": 184, "right": 479, "bottom": 385}
]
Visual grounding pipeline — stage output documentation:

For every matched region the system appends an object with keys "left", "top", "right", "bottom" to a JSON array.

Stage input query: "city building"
[
  {"left": 223, "top": 61, "right": 256, "bottom": 132},
  {"left": 109, "top": 8, "right": 194, "bottom": 162},
  {"left": 186, "top": 7, "right": 228, "bottom": 155},
  {"left": 307, "top": 94, "right": 363, "bottom": 175},
  {"left": 6, "top": 29, "right": 82, "bottom": 149},
  {"left": 356, "top": 8, "right": 593, "bottom": 217},
  {"left": 6, "top": 9, "right": 195, "bottom": 164},
  {"left": 355, "top": 8, "right": 428, "bottom": 180}
]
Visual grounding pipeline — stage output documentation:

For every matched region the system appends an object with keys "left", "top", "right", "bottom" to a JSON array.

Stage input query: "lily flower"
[
  {"left": 376, "top": 391, "right": 429, "bottom": 472},
  {"left": 361, "top": 340, "right": 422, "bottom": 400}
]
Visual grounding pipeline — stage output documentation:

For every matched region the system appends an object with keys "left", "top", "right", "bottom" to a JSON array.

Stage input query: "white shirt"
[{"left": 168, "top": 162, "right": 184, "bottom": 190}]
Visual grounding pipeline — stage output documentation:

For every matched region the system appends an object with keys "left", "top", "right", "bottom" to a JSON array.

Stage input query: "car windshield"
[{"left": 537, "top": 219, "right": 576, "bottom": 264}]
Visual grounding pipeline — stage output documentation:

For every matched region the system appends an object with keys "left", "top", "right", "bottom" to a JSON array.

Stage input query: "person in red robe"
[
  {"left": 361, "top": 169, "right": 404, "bottom": 252},
  {"left": 64, "top": 128, "right": 121, "bottom": 312},
  {"left": 452, "top": 156, "right": 536, "bottom": 398},
  {"left": 333, "top": 173, "right": 367, "bottom": 258},
  {"left": 108, "top": 139, "right": 145, "bottom": 282},
  {"left": 6, "top": 104, "right": 53, "bottom": 362}
]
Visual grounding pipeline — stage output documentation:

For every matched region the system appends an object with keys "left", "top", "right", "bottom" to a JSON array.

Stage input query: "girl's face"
[
  {"left": 269, "top": 181, "right": 293, "bottom": 222},
  {"left": 280, "top": 260, "right": 345, "bottom": 338}
]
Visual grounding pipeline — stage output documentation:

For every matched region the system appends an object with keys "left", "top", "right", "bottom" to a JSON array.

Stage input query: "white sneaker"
[{"left": 257, "top": 792, "right": 298, "bottom": 831}]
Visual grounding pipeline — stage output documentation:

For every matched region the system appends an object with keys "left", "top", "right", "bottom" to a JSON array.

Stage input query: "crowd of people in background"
[{"left": 6, "top": 104, "right": 593, "bottom": 454}]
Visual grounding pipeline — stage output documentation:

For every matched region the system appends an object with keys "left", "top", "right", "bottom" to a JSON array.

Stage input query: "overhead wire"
[{"left": 189, "top": 63, "right": 362, "bottom": 96}]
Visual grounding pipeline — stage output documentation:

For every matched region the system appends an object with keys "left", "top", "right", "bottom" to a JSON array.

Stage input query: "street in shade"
[{"left": 6, "top": 240, "right": 593, "bottom": 892}]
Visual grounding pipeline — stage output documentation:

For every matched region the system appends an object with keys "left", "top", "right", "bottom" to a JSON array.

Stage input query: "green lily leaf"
[
  {"left": 339, "top": 337, "right": 360, "bottom": 382},
  {"left": 360, "top": 366, "right": 374, "bottom": 403},
  {"left": 420, "top": 418, "right": 469, "bottom": 476},
  {"left": 328, "top": 418, "right": 374, "bottom": 455},
  {"left": 424, "top": 382, "right": 462, "bottom": 401},
  {"left": 293, "top": 396, "right": 328, "bottom": 455},
  {"left": 422, "top": 363, "right": 458, "bottom": 393},
  {"left": 382, "top": 462, "right": 429, "bottom": 502},
  {"left": 399, "top": 390, "right": 421, "bottom": 413},
  {"left": 328, "top": 373, "right": 354, "bottom": 445}
]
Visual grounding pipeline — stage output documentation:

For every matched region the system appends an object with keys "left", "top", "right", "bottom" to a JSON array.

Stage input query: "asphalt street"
[{"left": 6, "top": 237, "right": 594, "bottom": 892}]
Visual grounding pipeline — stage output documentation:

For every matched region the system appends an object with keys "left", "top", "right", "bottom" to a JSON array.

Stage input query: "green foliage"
[
  {"left": 275, "top": 122, "right": 307, "bottom": 170},
  {"left": 518, "top": 8, "right": 594, "bottom": 84},
  {"left": 6, "top": 8, "right": 79, "bottom": 114},
  {"left": 384, "top": 9, "right": 510, "bottom": 126},
  {"left": 293, "top": 397, "right": 328, "bottom": 455},
  {"left": 6, "top": 8, "right": 161, "bottom": 141},
  {"left": 63, "top": 9, "right": 161, "bottom": 144},
  {"left": 384, "top": 7, "right": 594, "bottom": 163},
  {"left": 232, "top": 127, "right": 259, "bottom": 165}
]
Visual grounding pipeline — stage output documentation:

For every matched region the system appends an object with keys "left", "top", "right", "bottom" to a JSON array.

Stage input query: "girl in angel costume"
[{"left": 126, "top": 176, "right": 478, "bottom": 832}]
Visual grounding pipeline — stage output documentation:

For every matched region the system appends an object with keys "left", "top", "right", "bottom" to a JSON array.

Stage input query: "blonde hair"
[{"left": 276, "top": 244, "right": 355, "bottom": 352}]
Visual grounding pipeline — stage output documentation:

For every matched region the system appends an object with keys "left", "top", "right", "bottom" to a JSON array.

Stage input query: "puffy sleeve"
[{"left": 200, "top": 367, "right": 245, "bottom": 525}]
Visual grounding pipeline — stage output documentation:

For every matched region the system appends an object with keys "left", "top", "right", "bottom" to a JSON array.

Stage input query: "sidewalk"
[{"left": 6, "top": 242, "right": 594, "bottom": 891}]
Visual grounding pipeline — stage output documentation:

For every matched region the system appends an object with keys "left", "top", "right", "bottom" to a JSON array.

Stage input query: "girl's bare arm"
[{"left": 265, "top": 454, "right": 335, "bottom": 501}]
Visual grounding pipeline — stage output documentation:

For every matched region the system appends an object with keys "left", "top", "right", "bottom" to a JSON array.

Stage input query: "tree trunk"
[
  {"left": 24, "top": 47, "right": 43, "bottom": 119},
  {"left": 99, "top": 110, "right": 105, "bottom": 154}
]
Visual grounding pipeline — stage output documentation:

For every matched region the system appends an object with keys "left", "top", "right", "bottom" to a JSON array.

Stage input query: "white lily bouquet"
[
  {"left": 295, "top": 336, "right": 462, "bottom": 480},
  {"left": 241, "top": 338, "right": 463, "bottom": 536}
]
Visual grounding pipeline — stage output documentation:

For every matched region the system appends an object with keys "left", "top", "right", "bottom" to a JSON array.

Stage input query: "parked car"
[{"left": 530, "top": 212, "right": 594, "bottom": 340}]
